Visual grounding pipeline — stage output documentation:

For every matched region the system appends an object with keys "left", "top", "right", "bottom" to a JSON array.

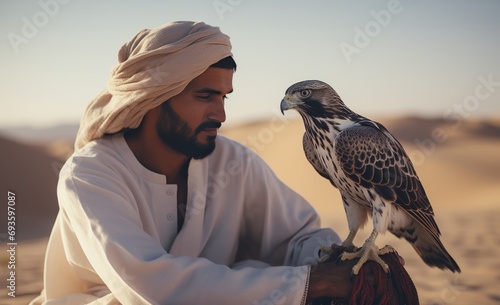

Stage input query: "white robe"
[{"left": 31, "top": 134, "right": 340, "bottom": 305}]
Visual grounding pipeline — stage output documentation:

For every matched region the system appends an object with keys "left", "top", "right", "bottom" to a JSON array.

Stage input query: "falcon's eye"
[{"left": 299, "top": 89, "right": 311, "bottom": 98}]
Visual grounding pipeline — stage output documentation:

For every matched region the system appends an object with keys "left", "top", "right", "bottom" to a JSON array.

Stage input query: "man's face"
[{"left": 156, "top": 67, "right": 233, "bottom": 159}]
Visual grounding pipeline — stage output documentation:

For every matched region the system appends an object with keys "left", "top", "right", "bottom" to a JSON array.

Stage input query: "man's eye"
[{"left": 197, "top": 95, "right": 211, "bottom": 100}]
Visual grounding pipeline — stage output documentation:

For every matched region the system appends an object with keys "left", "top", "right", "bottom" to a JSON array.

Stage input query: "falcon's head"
[{"left": 280, "top": 80, "right": 347, "bottom": 119}]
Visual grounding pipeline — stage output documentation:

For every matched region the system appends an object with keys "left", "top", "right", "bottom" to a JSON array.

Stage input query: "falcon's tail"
[{"left": 409, "top": 223, "right": 461, "bottom": 273}]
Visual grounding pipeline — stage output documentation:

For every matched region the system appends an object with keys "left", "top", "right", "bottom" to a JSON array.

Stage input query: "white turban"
[{"left": 74, "top": 21, "right": 232, "bottom": 150}]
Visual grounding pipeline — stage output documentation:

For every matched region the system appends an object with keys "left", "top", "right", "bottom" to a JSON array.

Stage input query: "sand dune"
[
  {"left": 0, "top": 137, "right": 61, "bottom": 241},
  {"left": 1, "top": 116, "right": 499, "bottom": 304}
]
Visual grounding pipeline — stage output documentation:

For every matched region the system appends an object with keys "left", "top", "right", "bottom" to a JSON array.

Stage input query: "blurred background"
[{"left": 1, "top": 1, "right": 499, "bottom": 304}]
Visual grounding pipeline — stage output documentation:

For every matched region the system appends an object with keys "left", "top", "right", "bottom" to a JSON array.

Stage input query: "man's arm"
[
  {"left": 58, "top": 164, "right": 309, "bottom": 304},
  {"left": 239, "top": 149, "right": 340, "bottom": 266},
  {"left": 236, "top": 146, "right": 361, "bottom": 302}
]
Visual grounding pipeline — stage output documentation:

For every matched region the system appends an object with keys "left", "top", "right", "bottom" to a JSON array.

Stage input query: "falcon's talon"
[
  {"left": 340, "top": 250, "right": 361, "bottom": 261},
  {"left": 320, "top": 245, "right": 332, "bottom": 253},
  {"left": 338, "top": 238, "right": 391, "bottom": 275},
  {"left": 318, "top": 253, "right": 331, "bottom": 263},
  {"left": 350, "top": 241, "right": 390, "bottom": 275},
  {"left": 341, "top": 244, "right": 356, "bottom": 251},
  {"left": 318, "top": 242, "right": 362, "bottom": 263},
  {"left": 379, "top": 245, "right": 396, "bottom": 255},
  {"left": 318, "top": 245, "right": 333, "bottom": 263},
  {"left": 340, "top": 243, "right": 358, "bottom": 254}
]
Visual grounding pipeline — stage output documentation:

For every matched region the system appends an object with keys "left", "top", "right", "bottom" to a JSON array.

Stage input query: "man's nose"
[{"left": 208, "top": 98, "right": 226, "bottom": 123}]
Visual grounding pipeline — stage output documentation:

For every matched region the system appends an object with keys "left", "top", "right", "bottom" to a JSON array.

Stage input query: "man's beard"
[{"left": 156, "top": 102, "right": 221, "bottom": 160}]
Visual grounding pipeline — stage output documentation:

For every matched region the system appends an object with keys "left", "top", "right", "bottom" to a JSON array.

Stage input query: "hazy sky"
[{"left": 1, "top": 0, "right": 499, "bottom": 128}]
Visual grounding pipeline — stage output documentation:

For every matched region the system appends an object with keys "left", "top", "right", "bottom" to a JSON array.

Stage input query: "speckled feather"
[{"left": 334, "top": 125, "right": 438, "bottom": 235}]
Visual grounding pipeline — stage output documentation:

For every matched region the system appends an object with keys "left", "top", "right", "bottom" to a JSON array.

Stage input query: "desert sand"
[{"left": 1, "top": 116, "right": 499, "bottom": 305}]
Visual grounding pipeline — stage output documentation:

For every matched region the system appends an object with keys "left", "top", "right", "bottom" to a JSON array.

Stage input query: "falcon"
[{"left": 280, "top": 80, "right": 460, "bottom": 274}]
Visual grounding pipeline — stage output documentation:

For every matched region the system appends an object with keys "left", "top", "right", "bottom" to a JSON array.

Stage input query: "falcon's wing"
[
  {"left": 303, "top": 132, "right": 335, "bottom": 185},
  {"left": 334, "top": 123, "right": 440, "bottom": 237}
]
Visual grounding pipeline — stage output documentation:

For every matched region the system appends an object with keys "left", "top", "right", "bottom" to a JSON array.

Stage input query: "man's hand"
[
  {"left": 306, "top": 251, "right": 406, "bottom": 303},
  {"left": 306, "top": 259, "right": 369, "bottom": 302}
]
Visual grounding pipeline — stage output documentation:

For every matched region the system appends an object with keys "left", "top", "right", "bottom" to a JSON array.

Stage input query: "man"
[{"left": 31, "top": 21, "right": 360, "bottom": 305}]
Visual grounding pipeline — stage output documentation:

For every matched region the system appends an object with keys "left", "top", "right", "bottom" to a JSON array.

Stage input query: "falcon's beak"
[{"left": 280, "top": 94, "right": 301, "bottom": 115}]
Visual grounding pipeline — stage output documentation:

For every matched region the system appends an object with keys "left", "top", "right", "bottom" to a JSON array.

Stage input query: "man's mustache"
[{"left": 195, "top": 121, "right": 222, "bottom": 134}]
